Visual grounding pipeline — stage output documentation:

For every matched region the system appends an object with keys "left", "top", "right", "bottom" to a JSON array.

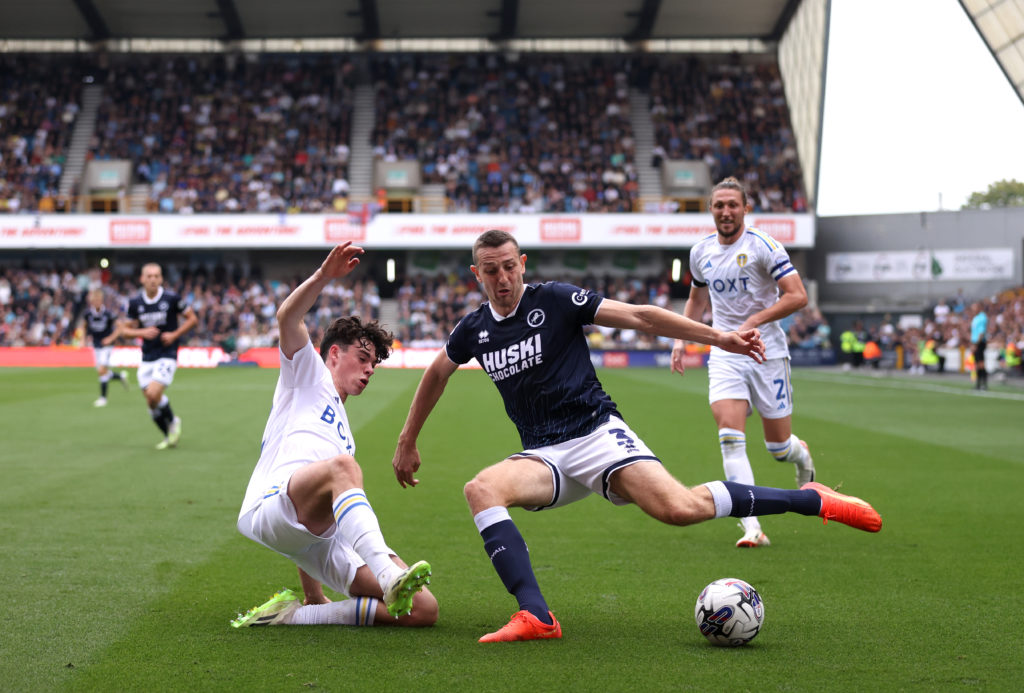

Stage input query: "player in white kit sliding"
[
  {"left": 671, "top": 177, "right": 816, "bottom": 548},
  {"left": 233, "top": 243, "right": 436, "bottom": 629}
]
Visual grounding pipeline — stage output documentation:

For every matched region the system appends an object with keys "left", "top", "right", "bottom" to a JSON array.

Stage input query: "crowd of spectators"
[
  {"left": 371, "top": 53, "right": 638, "bottom": 213},
  {"left": 646, "top": 55, "right": 808, "bottom": 212},
  {"left": 1, "top": 51, "right": 811, "bottom": 215},
  {"left": 4, "top": 264, "right": 1023, "bottom": 380},
  {"left": 0, "top": 265, "right": 380, "bottom": 356},
  {"left": 89, "top": 53, "right": 356, "bottom": 214},
  {"left": 0, "top": 56, "right": 85, "bottom": 214},
  {"left": 836, "top": 289, "right": 1024, "bottom": 378}
]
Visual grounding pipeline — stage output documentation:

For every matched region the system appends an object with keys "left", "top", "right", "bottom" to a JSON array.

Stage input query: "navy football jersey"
[
  {"left": 84, "top": 306, "right": 118, "bottom": 348},
  {"left": 125, "top": 287, "right": 190, "bottom": 361},
  {"left": 446, "top": 281, "right": 620, "bottom": 448}
]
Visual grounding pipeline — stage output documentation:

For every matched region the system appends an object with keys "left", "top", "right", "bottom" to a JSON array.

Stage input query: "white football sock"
[
  {"left": 332, "top": 489, "right": 397, "bottom": 588},
  {"left": 766, "top": 434, "right": 810, "bottom": 464},
  {"left": 289, "top": 597, "right": 378, "bottom": 626}
]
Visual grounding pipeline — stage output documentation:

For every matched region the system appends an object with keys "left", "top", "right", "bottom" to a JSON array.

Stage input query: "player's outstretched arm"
[
  {"left": 596, "top": 299, "right": 764, "bottom": 363},
  {"left": 393, "top": 349, "right": 459, "bottom": 488},
  {"left": 277, "top": 243, "right": 364, "bottom": 359},
  {"left": 717, "top": 328, "right": 766, "bottom": 362}
]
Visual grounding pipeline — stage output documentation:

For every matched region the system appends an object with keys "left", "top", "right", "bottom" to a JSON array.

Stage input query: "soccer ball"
[{"left": 694, "top": 578, "right": 765, "bottom": 646}]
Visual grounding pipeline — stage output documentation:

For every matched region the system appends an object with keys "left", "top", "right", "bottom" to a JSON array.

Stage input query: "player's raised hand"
[
  {"left": 320, "top": 242, "right": 364, "bottom": 280},
  {"left": 719, "top": 328, "right": 765, "bottom": 363}
]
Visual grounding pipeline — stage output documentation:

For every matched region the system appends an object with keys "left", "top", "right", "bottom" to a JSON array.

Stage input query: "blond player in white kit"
[
  {"left": 671, "top": 177, "right": 816, "bottom": 548},
  {"left": 233, "top": 243, "right": 436, "bottom": 628}
]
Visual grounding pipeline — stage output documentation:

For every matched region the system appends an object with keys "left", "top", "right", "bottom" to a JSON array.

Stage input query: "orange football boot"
[
  {"left": 801, "top": 482, "right": 882, "bottom": 532},
  {"left": 478, "top": 610, "right": 562, "bottom": 643}
]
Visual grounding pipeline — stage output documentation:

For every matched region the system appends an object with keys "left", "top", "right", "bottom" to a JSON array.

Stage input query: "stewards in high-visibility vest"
[{"left": 840, "top": 323, "right": 865, "bottom": 368}]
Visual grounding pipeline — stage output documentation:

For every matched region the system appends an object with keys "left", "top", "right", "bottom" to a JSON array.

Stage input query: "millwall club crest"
[
  {"left": 527, "top": 309, "right": 545, "bottom": 327},
  {"left": 736, "top": 254, "right": 748, "bottom": 268},
  {"left": 478, "top": 330, "right": 490, "bottom": 344}
]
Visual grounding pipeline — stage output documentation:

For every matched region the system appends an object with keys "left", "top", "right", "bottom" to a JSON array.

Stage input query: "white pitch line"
[{"left": 795, "top": 371, "right": 1024, "bottom": 402}]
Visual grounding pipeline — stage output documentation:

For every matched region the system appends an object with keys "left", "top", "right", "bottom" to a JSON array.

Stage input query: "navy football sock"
[
  {"left": 151, "top": 408, "right": 169, "bottom": 434},
  {"left": 722, "top": 481, "right": 821, "bottom": 517},
  {"left": 480, "top": 519, "right": 552, "bottom": 624}
]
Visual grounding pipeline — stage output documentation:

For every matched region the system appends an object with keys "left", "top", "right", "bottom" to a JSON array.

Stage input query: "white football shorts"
[
  {"left": 515, "top": 416, "right": 661, "bottom": 511},
  {"left": 707, "top": 353, "right": 793, "bottom": 420},
  {"left": 237, "top": 472, "right": 380, "bottom": 597},
  {"left": 93, "top": 345, "right": 113, "bottom": 369},
  {"left": 136, "top": 358, "right": 178, "bottom": 389}
]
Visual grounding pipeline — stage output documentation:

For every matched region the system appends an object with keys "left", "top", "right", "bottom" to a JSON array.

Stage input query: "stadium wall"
[{"left": 812, "top": 207, "right": 1024, "bottom": 309}]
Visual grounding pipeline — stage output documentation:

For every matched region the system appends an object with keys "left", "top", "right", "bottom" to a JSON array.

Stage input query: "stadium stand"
[
  {"left": 1, "top": 52, "right": 807, "bottom": 215},
  {"left": 646, "top": 55, "right": 807, "bottom": 213},
  {"left": 0, "top": 55, "right": 86, "bottom": 214},
  {"left": 89, "top": 53, "right": 356, "bottom": 214},
  {"left": 370, "top": 53, "right": 638, "bottom": 213}
]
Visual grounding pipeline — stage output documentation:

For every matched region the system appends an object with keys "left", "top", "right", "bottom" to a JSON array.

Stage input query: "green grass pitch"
[{"left": 2, "top": 365, "right": 1022, "bottom": 691}]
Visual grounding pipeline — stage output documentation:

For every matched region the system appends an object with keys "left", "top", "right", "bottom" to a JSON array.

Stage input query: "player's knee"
[
  {"left": 463, "top": 476, "right": 484, "bottom": 504},
  {"left": 463, "top": 474, "right": 501, "bottom": 510},
  {"left": 405, "top": 590, "right": 439, "bottom": 627},
  {"left": 325, "top": 454, "right": 363, "bottom": 488}
]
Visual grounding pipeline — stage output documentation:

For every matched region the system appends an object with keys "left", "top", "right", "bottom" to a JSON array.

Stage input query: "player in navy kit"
[
  {"left": 121, "top": 263, "right": 198, "bottom": 449},
  {"left": 393, "top": 229, "right": 882, "bottom": 643},
  {"left": 81, "top": 288, "right": 128, "bottom": 407}
]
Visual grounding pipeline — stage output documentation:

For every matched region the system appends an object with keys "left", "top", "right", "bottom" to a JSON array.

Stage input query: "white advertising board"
[
  {"left": 825, "top": 248, "right": 1014, "bottom": 283},
  {"left": 0, "top": 212, "right": 815, "bottom": 249}
]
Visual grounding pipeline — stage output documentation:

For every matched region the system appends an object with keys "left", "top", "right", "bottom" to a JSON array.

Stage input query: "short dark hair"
[
  {"left": 319, "top": 316, "right": 393, "bottom": 365},
  {"left": 473, "top": 229, "right": 520, "bottom": 265},
  {"left": 710, "top": 176, "right": 748, "bottom": 206}
]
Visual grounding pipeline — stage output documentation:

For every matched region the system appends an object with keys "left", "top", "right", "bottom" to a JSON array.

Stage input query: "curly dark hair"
[{"left": 318, "top": 316, "right": 393, "bottom": 365}]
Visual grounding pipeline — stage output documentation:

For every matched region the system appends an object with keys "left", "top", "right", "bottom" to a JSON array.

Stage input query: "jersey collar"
[
  {"left": 141, "top": 286, "right": 164, "bottom": 305},
  {"left": 487, "top": 294, "right": 524, "bottom": 322}
]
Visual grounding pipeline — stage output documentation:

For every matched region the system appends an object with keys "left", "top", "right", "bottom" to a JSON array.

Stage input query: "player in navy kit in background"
[
  {"left": 393, "top": 229, "right": 882, "bottom": 643},
  {"left": 81, "top": 288, "right": 128, "bottom": 407},
  {"left": 121, "top": 263, "right": 198, "bottom": 449}
]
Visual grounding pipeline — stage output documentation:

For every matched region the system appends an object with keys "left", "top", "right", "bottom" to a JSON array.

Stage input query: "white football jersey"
[
  {"left": 239, "top": 340, "right": 355, "bottom": 517},
  {"left": 689, "top": 226, "right": 797, "bottom": 360}
]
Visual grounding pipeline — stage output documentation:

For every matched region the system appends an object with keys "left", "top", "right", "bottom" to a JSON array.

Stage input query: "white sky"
[{"left": 816, "top": 0, "right": 1024, "bottom": 216}]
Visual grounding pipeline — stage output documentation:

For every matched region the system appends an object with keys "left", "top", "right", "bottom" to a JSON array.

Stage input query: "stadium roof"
[
  {"left": 3, "top": 1, "right": 1020, "bottom": 209},
  {"left": 0, "top": 0, "right": 801, "bottom": 42}
]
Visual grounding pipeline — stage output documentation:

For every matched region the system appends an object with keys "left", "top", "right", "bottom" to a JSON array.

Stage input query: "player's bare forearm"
[
  {"left": 394, "top": 350, "right": 457, "bottom": 487},
  {"left": 298, "top": 567, "right": 328, "bottom": 605},
  {"left": 597, "top": 300, "right": 727, "bottom": 346},
  {"left": 741, "top": 275, "right": 807, "bottom": 331},
  {"left": 716, "top": 329, "right": 766, "bottom": 363},
  {"left": 277, "top": 243, "right": 364, "bottom": 358},
  {"left": 178, "top": 308, "right": 198, "bottom": 337},
  {"left": 670, "top": 287, "right": 709, "bottom": 375}
]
